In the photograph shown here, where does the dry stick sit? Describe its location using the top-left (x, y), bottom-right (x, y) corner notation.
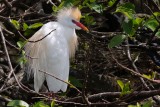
top-left (38, 70), bottom-right (82, 94)
top-left (110, 50), bottom-right (160, 84)
top-left (0, 26), bottom-right (13, 90)
top-left (141, 4), bottom-right (160, 103)
top-left (0, 27), bottom-right (13, 78)
top-left (19, 29), bottom-right (56, 43)
top-left (144, 3), bottom-right (160, 24)
top-left (0, 27), bottom-right (24, 91)
top-left (125, 39), bottom-right (149, 89)
top-left (28, 29), bottom-right (56, 43)
top-left (125, 39), bottom-right (160, 103)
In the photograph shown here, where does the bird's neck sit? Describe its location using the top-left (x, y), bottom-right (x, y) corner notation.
top-left (59, 23), bottom-right (78, 58)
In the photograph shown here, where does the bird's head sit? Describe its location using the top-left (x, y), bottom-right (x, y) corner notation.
top-left (57, 7), bottom-right (89, 32)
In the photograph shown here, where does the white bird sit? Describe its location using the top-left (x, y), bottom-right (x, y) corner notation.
top-left (24, 7), bottom-right (88, 92)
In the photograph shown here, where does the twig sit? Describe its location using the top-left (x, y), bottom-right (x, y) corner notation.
top-left (38, 70), bottom-right (82, 94)
top-left (0, 95), bottom-right (12, 102)
top-left (0, 26), bottom-right (13, 79)
top-left (125, 39), bottom-right (160, 103)
top-left (28, 29), bottom-right (56, 43)
top-left (66, 89), bottom-right (160, 104)
top-left (110, 50), bottom-right (160, 84)
top-left (0, 28), bottom-right (26, 92)
top-left (144, 3), bottom-right (160, 24)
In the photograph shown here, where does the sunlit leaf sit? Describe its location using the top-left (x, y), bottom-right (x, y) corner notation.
top-left (90, 3), bottom-right (103, 13)
top-left (116, 3), bottom-right (135, 19)
top-left (142, 74), bottom-right (151, 79)
top-left (108, 34), bottom-right (126, 48)
top-left (51, 100), bottom-right (55, 107)
top-left (7, 100), bottom-right (29, 107)
top-left (17, 41), bottom-right (27, 49)
top-left (23, 23), bottom-right (28, 31)
top-left (10, 19), bottom-right (20, 30)
top-left (145, 18), bottom-right (159, 31)
top-left (123, 81), bottom-right (131, 94)
top-left (28, 23), bottom-right (43, 29)
top-left (108, 0), bottom-right (117, 7)
top-left (128, 105), bottom-right (137, 107)
top-left (155, 30), bottom-right (160, 38)
top-left (33, 101), bottom-right (49, 107)
top-left (153, 12), bottom-right (160, 17)
top-left (136, 102), bottom-right (141, 107)
top-left (117, 80), bottom-right (124, 91)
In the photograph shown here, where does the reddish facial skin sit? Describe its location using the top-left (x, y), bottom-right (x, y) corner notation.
top-left (72, 20), bottom-right (89, 32)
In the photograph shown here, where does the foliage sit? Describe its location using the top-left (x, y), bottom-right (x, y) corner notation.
top-left (117, 80), bottom-right (132, 96)
top-left (7, 100), bottom-right (59, 107)
top-left (1, 0), bottom-right (160, 107)
top-left (128, 100), bottom-right (153, 107)
top-left (108, 2), bottom-right (160, 48)
top-left (7, 100), bottom-right (29, 107)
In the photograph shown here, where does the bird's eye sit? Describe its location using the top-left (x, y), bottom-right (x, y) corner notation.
top-left (72, 20), bottom-right (76, 24)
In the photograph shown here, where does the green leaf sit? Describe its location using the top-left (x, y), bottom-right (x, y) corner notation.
top-left (28, 23), bottom-right (43, 29)
top-left (10, 19), bottom-right (20, 30)
top-left (116, 3), bottom-right (135, 19)
top-left (83, 0), bottom-right (89, 5)
top-left (117, 80), bottom-right (124, 91)
top-left (151, 72), bottom-right (156, 79)
top-left (155, 30), bottom-right (160, 38)
top-left (123, 81), bottom-right (131, 94)
top-left (143, 74), bottom-right (152, 79)
top-left (108, 0), bottom-right (117, 7)
top-left (23, 23), bottom-right (28, 31)
top-left (108, 34), bottom-right (126, 48)
top-left (24, 29), bottom-right (36, 36)
top-left (7, 100), bottom-right (29, 107)
top-left (90, 3), bottom-right (103, 13)
top-left (51, 100), bottom-right (55, 107)
top-left (84, 15), bottom-right (95, 26)
top-left (133, 17), bottom-right (143, 30)
top-left (33, 101), bottom-right (49, 107)
top-left (90, 0), bottom-right (95, 2)
top-left (17, 41), bottom-right (27, 49)
top-left (69, 76), bottom-right (83, 88)
top-left (136, 103), bottom-right (141, 107)
top-left (122, 19), bottom-right (133, 35)
top-left (153, 12), bottom-right (160, 17)
top-left (145, 18), bottom-right (159, 31)
top-left (142, 100), bottom-right (152, 107)
top-left (128, 105), bottom-right (137, 107)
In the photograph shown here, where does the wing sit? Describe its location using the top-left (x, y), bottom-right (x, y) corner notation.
top-left (25, 22), bottom-right (70, 92)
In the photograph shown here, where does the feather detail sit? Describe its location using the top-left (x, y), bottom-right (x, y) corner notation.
top-left (68, 33), bottom-right (78, 58)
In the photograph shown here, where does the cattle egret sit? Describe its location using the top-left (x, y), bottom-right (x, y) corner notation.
top-left (25, 7), bottom-right (88, 92)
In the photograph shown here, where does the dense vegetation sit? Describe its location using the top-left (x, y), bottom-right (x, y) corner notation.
top-left (0, 0), bottom-right (160, 107)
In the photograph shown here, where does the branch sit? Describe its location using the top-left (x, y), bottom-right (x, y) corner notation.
top-left (110, 50), bottom-right (160, 84)
top-left (28, 29), bottom-right (56, 43)
top-left (66, 89), bottom-right (160, 104)
top-left (38, 70), bottom-right (82, 94)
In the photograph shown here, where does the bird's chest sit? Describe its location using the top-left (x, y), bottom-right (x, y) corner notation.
top-left (46, 34), bottom-right (69, 59)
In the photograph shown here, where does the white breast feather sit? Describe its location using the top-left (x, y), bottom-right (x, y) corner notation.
top-left (25, 22), bottom-right (77, 92)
